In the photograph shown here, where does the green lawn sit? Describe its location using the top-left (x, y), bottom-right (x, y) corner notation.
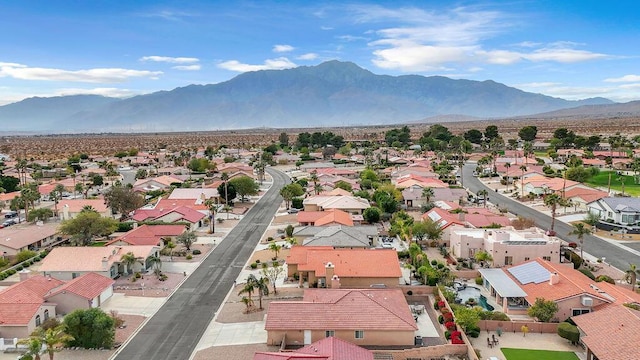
top-left (502, 348), bottom-right (579, 360)
top-left (584, 171), bottom-right (640, 196)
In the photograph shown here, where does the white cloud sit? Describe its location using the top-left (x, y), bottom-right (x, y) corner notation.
top-left (172, 64), bottom-right (201, 71)
top-left (273, 45), bottom-right (294, 53)
top-left (604, 75), bottom-right (640, 83)
top-left (140, 56), bottom-right (199, 64)
top-left (53, 87), bottom-right (140, 98)
top-left (297, 53), bottom-right (318, 60)
top-left (217, 57), bottom-right (297, 72)
top-left (353, 5), bottom-right (609, 72)
top-left (0, 62), bottom-right (162, 83)
top-left (338, 35), bottom-right (369, 42)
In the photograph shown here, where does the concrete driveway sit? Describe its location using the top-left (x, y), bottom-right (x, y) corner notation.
top-left (101, 293), bottom-right (166, 316)
top-left (195, 321), bottom-right (267, 350)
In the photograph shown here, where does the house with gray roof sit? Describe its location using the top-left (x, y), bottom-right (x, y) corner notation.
top-left (587, 197), bottom-right (640, 225)
top-left (293, 225), bottom-right (379, 248)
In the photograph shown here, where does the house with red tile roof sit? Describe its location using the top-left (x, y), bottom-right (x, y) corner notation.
top-left (450, 227), bottom-right (561, 266)
top-left (0, 275), bottom-right (63, 338)
top-left (286, 247), bottom-right (401, 288)
top-left (478, 258), bottom-right (640, 320)
top-left (132, 175), bottom-right (184, 193)
top-left (572, 304), bottom-right (640, 360)
top-left (297, 209), bottom-right (355, 227)
top-left (59, 199), bottom-right (110, 220)
top-left (522, 175), bottom-right (589, 196)
top-left (132, 205), bottom-right (205, 231)
top-left (45, 272), bottom-right (115, 315)
top-left (563, 187), bottom-right (608, 211)
top-left (39, 245), bottom-right (159, 280)
top-left (106, 224), bottom-right (185, 247)
top-left (265, 288), bottom-right (417, 347)
top-left (394, 174), bottom-right (448, 189)
top-left (0, 222), bottom-right (64, 256)
top-left (254, 336), bottom-right (373, 360)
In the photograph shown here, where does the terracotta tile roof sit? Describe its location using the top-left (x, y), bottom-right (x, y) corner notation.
top-left (132, 205), bottom-right (205, 223)
top-left (314, 168), bottom-right (356, 176)
top-left (107, 224), bottom-right (185, 246)
top-left (286, 247), bottom-right (401, 278)
top-left (254, 354), bottom-right (327, 360)
top-left (39, 245), bottom-right (158, 272)
top-left (564, 187), bottom-right (608, 203)
top-left (0, 222), bottom-right (60, 250)
top-left (59, 199), bottom-right (109, 213)
top-left (0, 191), bottom-right (20, 202)
top-left (155, 199), bottom-right (208, 211)
top-left (507, 259), bottom-right (616, 304)
top-left (319, 188), bottom-right (353, 197)
top-left (304, 196), bottom-right (370, 211)
top-left (573, 305), bottom-right (640, 360)
top-left (0, 303), bottom-right (43, 325)
top-left (0, 275), bottom-right (65, 304)
top-left (133, 175), bottom-right (183, 188)
top-left (265, 289), bottom-right (417, 331)
top-left (297, 209), bottom-right (354, 226)
top-left (255, 337), bottom-right (372, 360)
top-left (523, 175), bottom-right (580, 192)
top-left (422, 207), bottom-right (465, 229)
top-left (46, 272), bottom-right (114, 300)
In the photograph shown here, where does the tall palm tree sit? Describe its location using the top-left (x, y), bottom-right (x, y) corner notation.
top-left (247, 274), bottom-right (269, 310)
top-left (477, 189), bottom-right (488, 208)
top-left (268, 242), bottom-right (282, 259)
top-left (544, 193), bottom-right (568, 235)
top-left (146, 255), bottom-right (162, 272)
top-left (504, 162), bottom-right (511, 192)
top-left (569, 222), bottom-right (591, 261)
top-left (238, 280), bottom-right (256, 311)
top-left (310, 171), bottom-right (320, 195)
top-left (204, 198), bottom-right (216, 234)
top-left (51, 184), bottom-right (66, 217)
top-left (519, 165), bottom-right (528, 198)
top-left (120, 252), bottom-right (138, 275)
top-left (625, 264), bottom-right (640, 292)
top-left (221, 172), bottom-right (230, 219)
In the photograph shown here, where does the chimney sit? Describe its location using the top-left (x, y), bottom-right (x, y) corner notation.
top-left (330, 275), bottom-right (341, 289)
top-left (102, 256), bottom-right (109, 271)
top-left (19, 269), bottom-right (30, 281)
top-left (325, 262), bottom-right (335, 288)
top-left (62, 204), bottom-right (70, 221)
top-left (549, 272), bottom-right (560, 285)
top-left (458, 212), bottom-right (465, 221)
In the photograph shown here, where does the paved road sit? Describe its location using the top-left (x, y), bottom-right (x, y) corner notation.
top-left (112, 168), bottom-right (289, 360)
top-left (462, 163), bottom-right (640, 271)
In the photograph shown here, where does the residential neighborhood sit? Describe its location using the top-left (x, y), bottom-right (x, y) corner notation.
top-left (1, 124), bottom-right (640, 360)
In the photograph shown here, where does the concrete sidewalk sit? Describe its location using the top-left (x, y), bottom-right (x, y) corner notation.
top-left (195, 321), bottom-right (267, 350)
top-left (101, 293), bottom-right (166, 316)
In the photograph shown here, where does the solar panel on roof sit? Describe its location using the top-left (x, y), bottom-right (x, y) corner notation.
top-left (508, 261), bottom-right (550, 285)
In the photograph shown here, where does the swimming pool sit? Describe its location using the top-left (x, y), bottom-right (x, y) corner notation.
top-left (455, 286), bottom-right (494, 311)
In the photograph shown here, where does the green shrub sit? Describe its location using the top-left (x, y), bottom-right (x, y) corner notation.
top-left (23, 262), bottom-right (30, 268)
top-left (595, 275), bottom-right (615, 284)
top-left (15, 265), bottom-right (23, 271)
top-left (192, 249), bottom-right (202, 255)
top-left (117, 222), bottom-right (134, 232)
top-left (438, 314), bottom-right (444, 323)
top-left (465, 324), bottom-right (481, 338)
top-left (7, 269), bottom-right (16, 275)
top-left (579, 268), bottom-right (595, 280)
top-left (444, 330), bottom-right (451, 340)
top-left (250, 262), bottom-right (258, 269)
top-left (557, 322), bottom-right (580, 343)
top-left (186, 254), bottom-right (193, 260)
top-left (431, 259), bottom-right (437, 266)
top-left (16, 250), bottom-right (37, 263)
top-left (475, 277), bottom-right (483, 285)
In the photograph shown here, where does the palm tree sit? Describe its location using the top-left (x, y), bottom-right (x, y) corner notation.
top-left (570, 223), bottom-right (591, 262)
top-left (51, 184), bottom-right (66, 217)
top-left (421, 187), bottom-right (434, 203)
top-left (238, 280), bottom-right (256, 312)
top-left (310, 171), bottom-right (320, 195)
top-left (166, 241), bottom-right (176, 261)
top-left (146, 255), bottom-right (162, 276)
top-left (504, 162), bottom-right (511, 192)
top-left (268, 242), bottom-right (282, 259)
top-left (204, 198), bottom-right (216, 234)
top-left (477, 189), bottom-right (488, 208)
top-left (248, 274), bottom-right (269, 310)
top-left (23, 325), bottom-right (74, 360)
top-left (120, 252), bottom-right (138, 275)
top-left (544, 193), bottom-right (567, 235)
top-left (625, 264), bottom-right (640, 292)
top-left (220, 172), bottom-right (229, 220)
top-left (17, 336), bottom-right (43, 360)
top-left (519, 165), bottom-right (527, 198)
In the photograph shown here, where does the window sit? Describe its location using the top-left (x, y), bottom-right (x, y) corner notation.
top-left (543, 256), bottom-right (551, 261)
top-left (355, 330), bottom-right (364, 339)
top-left (572, 309), bottom-right (590, 316)
top-left (325, 330), bottom-right (334, 338)
top-left (44, 310), bottom-right (49, 321)
top-left (35, 315), bottom-right (41, 327)
top-left (72, 272), bottom-right (80, 279)
top-left (504, 256), bottom-right (513, 266)
top-left (524, 257), bottom-right (530, 261)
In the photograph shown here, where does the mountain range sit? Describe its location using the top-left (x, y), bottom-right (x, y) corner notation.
top-left (0, 60), bottom-right (631, 133)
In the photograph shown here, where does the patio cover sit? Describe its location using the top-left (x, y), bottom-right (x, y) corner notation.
top-left (479, 268), bottom-right (527, 297)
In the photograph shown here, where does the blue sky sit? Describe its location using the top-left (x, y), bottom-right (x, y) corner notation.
top-left (1, 0), bottom-right (639, 106)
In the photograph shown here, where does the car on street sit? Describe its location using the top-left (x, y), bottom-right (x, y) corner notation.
top-left (287, 208), bottom-right (299, 214)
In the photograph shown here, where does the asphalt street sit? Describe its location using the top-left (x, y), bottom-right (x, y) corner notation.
top-left (112, 167), bottom-right (289, 360)
top-left (462, 163), bottom-right (640, 271)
